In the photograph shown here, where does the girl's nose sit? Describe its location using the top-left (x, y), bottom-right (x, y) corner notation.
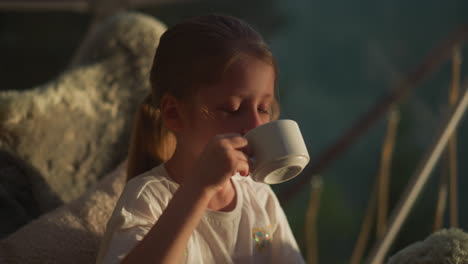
top-left (241, 111), bottom-right (263, 135)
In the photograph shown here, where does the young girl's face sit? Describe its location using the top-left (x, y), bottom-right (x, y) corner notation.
top-left (180, 56), bottom-right (275, 154)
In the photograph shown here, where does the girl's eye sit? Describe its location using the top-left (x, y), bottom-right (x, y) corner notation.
top-left (258, 107), bottom-right (270, 115)
top-left (225, 108), bottom-right (239, 114)
top-left (220, 106), bottom-right (240, 114)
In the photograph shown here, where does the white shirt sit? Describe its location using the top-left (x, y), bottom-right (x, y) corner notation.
top-left (96, 164), bottom-right (305, 264)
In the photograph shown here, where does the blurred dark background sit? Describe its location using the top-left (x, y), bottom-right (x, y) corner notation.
top-left (1, 0), bottom-right (468, 263)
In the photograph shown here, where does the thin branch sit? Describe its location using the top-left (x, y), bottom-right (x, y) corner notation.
top-left (278, 25), bottom-right (468, 205)
top-left (366, 83), bottom-right (468, 264)
top-left (0, 1), bottom-right (88, 11)
top-left (0, 0), bottom-right (197, 11)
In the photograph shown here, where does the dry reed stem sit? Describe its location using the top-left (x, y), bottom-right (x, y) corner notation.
top-left (433, 46), bottom-right (461, 231)
top-left (350, 108), bottom-right (399, 264)
top-left (279, 26), bottom-right (468, 205)
top-left (449, 47), bottom-right (461, 227)
top-left (434, 47), bottom-right (462, 230)
top-left (434, 158), bottom-right (448, 231)
top-left (377, 109), bottom-right (400, 240)
top-left (366, 80), bottom-right (468, 264)
top-left (306, 176), bottom-right (322, 264)
top-left (350, 185), bottom-right (377, 264)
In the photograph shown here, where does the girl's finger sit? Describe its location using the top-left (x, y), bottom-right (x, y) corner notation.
top-left (217, 133), bottom-right (242, 139)
top-left (240, 143), bottom-right (253, 157)
top-left (233, 149), bottom-right (249, 162)
top-left (236, 159), bottom-right (250, 177)
top-left (217, 134), bottom-right (248, 149)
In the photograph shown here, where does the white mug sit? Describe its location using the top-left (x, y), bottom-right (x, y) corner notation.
top-left (244, 119), bottom-right (309, 184)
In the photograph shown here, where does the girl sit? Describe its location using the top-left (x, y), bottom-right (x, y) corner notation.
top-left (97, 14), bottom-right (305, 264)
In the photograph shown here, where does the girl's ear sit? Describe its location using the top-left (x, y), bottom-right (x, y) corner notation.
top-left (160, 94), bottom-right (185, 133)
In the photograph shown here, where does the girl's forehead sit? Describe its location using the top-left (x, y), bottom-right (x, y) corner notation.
top-left (198, 57), bottom-right (275, 101)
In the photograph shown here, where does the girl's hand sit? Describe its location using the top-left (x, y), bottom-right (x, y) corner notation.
top-left (187, 133), bottom-right (250, 197)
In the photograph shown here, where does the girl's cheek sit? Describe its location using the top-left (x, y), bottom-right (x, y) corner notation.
top-left (215, 119), bottom-right (239, 133)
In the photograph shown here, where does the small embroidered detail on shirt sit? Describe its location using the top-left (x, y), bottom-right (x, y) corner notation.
top-left (252, 225), bottom-right (272, 250)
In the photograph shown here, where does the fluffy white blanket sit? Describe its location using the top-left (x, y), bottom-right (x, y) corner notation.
top-left (0, 160), bottom-right (127, 264)
top-left (388, 228), bottom-right (468, 264)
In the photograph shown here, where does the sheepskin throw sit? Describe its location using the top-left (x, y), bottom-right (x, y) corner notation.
top-left (388, 228), bottom-right (468, 264)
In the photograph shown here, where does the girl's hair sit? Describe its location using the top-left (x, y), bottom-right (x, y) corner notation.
top-left (127, 14), bottom-right (280, 181)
